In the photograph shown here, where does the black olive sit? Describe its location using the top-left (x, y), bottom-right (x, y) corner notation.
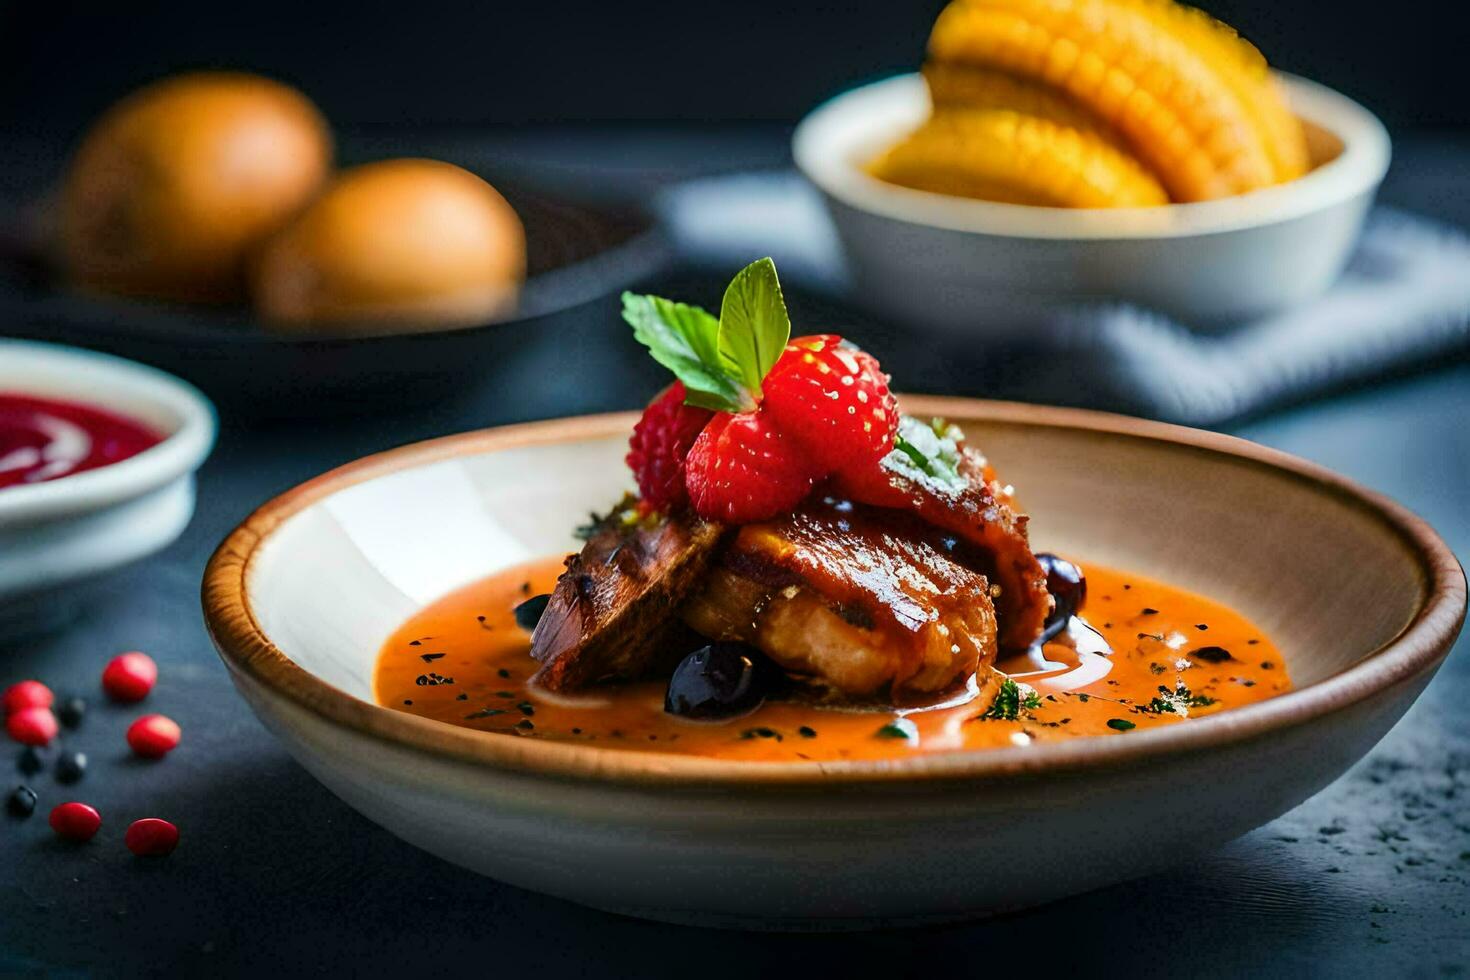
top-left (513, 594), bottom-right (551, 631)
top-left (55, 752), bottom-right (87, 785)
top-left (6, 785), bottom-right (37, 818)
top-left (665, 642), bottom-right (774, 720)
top-left (1035, 553), bottom-right (1087, 645)
top-left (57, 697), bottom-right (86, 729)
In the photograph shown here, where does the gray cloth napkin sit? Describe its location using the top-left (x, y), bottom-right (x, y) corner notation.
top-left (659, 171), bottom-right (1470, 425)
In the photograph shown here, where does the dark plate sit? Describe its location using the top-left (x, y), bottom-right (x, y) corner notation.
top-left (0, 184), bottom-right (671, 419)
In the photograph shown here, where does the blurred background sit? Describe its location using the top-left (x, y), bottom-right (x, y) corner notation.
top-left (5, 0), bottom-right (1469, 132)
top-left (3, 0), bottom-right (1466, 426)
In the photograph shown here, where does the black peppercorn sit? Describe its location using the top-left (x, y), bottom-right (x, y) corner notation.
top-left (6, 785), bottom-right (37, 818)
top-left (55, 752), bottom-right (87, 785)
top-left (57, 697), bottom-right (86, 729)
top-left (17, 745), bottom-right (47, 776)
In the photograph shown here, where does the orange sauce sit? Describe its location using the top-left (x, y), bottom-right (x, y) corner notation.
top-left (374, 556), bottom-right (1290, 761)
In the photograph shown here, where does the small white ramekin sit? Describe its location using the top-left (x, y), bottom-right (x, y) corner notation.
top-left (0, 339), bottom-right (216, 606)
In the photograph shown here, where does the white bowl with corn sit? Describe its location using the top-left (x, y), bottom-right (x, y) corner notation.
top-left (793, 0), bottom-right (1391, 328)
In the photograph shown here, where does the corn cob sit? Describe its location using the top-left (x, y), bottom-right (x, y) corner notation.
top-left (868, 108), bottom-right (1169, 208)
top-left (923, 62), bottom-right (1119, 144)
top-left (928, 0), bottom-right (1306, 201)
top-left (1108, 0), bottom-right (1307, 181)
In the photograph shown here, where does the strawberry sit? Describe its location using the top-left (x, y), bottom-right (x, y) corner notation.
top-left (626, 382), bottom-right (713, 512)
top-left (831, 457), bottom-right (910, 510)
top-left (624, 262), bottom-right (898, 523)
top-left (684, 411), bottom-right (817, 523)
top-left (761, 334), bottom-right (898, 474)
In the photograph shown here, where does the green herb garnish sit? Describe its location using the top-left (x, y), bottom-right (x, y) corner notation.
top-left (573, 496), bottom-right (645, 541)
top-left (884, 415), bottom-right (967, 492)
top-left (1142, 682), bottom-right (1218, 716)
top-left (979, 678), bottom-right (1041, 722)
top-left (1107, 718), bottom-right (1136, 731)
top-left (622, 257), bottom-right (789, 413)
top-left (876, 719), bottom-right (918, 740)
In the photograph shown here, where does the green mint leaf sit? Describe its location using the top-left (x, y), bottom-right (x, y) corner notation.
top-left (622, 259), bottom-right (791, 414)
top-left (717, 257), bottom-right (790, 401)
top-left (621, 292), bottom-right (751, 413)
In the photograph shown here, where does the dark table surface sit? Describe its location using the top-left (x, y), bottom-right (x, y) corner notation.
top-left (1, 130), bottom-right (1467, 977)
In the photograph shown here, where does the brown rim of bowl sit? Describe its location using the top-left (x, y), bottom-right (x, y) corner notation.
top-left (202, 397), bottom-right (1466, 789)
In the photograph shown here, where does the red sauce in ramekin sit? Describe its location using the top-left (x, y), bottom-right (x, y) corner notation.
top-left (0, 392), bottom-right (163, 491)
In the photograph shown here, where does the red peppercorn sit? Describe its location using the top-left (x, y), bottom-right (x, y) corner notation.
top-left (49, 801), bottom-right (101, 842)
top-left (2, 680), bottom-right (53, 715)
top-left (102, 652), bottom-right (157, 703)
top-left (6, 706), bottom-right (58, 746)
top-left (125, 818), bottom-right (179, 857)
top-left (126, 714), bottom-right (181, 758)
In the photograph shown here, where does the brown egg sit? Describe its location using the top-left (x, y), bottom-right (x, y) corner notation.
top-left (59, 71), bottom-right (332, 304)
top-left (252, 159), bottom-right (526, 332)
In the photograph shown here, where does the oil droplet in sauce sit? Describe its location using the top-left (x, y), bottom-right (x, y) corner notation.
top-left (374, 556), bottom-right (1291, 762)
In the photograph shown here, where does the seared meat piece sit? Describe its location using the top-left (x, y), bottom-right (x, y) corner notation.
top-left (530, 503), bottom-right (728, 692)
top-left (681, 498), bottom-right (999, 699)
top-left (852, 443), bottom-right (1051, 650)
top-left (531, 421), bottom-right (1045, 697)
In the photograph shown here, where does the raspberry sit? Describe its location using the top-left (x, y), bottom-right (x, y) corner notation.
top-left (626, 382), bottom-right (713, 512)
top-left (684, 411), bottom-right (817, 524)
top-left (762, 335), bottom-right (897, 474)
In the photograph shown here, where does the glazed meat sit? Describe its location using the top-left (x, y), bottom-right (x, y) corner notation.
top-left (530, 503), bottom-right (727, 692)
top-left (681, 499), bottom-right (999, 698)
top-left (530, 424), bottom-right (1047, 698)
top-left (852, 445), bottom-right (1051, 650)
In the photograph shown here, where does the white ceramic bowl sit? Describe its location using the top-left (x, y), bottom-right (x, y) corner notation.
top-left (793, 73), bottom-right (1391, 329)
top-left (0, 339), bottom-right (215, 608)
top-left (203, 400), bottom-right (1463, 929)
